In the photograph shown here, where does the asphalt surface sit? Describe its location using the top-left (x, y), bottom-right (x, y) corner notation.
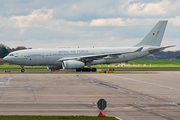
top-left (0, 72), bottom-right (180, 120)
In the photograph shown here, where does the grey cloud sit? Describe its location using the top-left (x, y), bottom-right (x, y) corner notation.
top-left (0, 0), bottom-right (180, 50)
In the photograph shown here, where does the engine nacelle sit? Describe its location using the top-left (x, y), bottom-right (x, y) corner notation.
top-left (46, 65), bottom-right (62, 70)
top-left (62, 60), bottom-right (85, 69)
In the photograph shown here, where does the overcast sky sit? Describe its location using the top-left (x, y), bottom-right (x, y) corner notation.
top-left (0, 0), bottom-right (180, 51)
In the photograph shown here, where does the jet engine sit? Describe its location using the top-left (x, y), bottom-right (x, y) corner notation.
top-left (62, 60), bottom-right (85, 69)
top-left (46, 65), bottom-right (62, 70)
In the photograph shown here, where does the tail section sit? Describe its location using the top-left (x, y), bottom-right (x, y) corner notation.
top-left (134, 21), bottom-right (168, 47)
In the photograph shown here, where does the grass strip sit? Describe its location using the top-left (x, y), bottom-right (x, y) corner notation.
top-left (1, 60), bottom-right (180, 73)
top-left (0, 116), bottom-right (116, 120)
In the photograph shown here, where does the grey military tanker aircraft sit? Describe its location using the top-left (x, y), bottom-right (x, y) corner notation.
top-left (3, 21), bottom-right (174, 72)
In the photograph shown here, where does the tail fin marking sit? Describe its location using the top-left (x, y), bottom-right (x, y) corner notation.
top-left (135, 21), bottom-right (168, 47)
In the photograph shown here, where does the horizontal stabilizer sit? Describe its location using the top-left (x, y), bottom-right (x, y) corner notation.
top-left (148, 45), bottom-right (175, 53)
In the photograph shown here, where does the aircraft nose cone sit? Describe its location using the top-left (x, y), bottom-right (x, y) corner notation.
top-left (3, 56), bottom-right (9, 62)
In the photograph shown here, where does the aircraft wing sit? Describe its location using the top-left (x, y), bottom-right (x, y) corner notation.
top-left (148, 45), bottom-right (175, 53)
top-left (57, 47), bottom-right (143, 62)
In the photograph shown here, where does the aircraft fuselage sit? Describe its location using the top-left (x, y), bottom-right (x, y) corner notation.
top-left (4, 47), bottom-right (149, 68)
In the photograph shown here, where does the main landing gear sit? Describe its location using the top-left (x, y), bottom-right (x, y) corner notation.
top-left (76, 68), bottom-right (97, 72)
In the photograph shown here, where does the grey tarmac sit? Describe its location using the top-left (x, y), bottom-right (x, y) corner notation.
top-left (0, 72), bottom-right (180, 120)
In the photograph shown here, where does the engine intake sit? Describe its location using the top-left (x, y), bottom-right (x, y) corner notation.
top-left (62, 60), bottom-right (85, 69)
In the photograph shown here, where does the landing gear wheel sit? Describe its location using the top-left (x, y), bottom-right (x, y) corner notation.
top-left (86, 68), bottom-right (91, 72)
top-left (91, 68), bottom-right (97, 72)
top-left (82, 68), bottom-right (86, 72)
top-left (76, 68), bottom-right (81, 72)
top-left (21, 69), bottom-right (25, 73)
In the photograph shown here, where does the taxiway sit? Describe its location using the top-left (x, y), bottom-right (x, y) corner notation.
top-left (0, 72), bottom-right (180, 120)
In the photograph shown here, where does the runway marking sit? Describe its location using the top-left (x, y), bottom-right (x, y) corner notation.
top-left (0, 78), bottom-right (13, 85)
top-left (91, 102), bottom-right (97, 107)
top-left (110, 75), bottom-right (180, 91)
top-left (79, 74), bottom-right (156, 101)
top-left (123, 106), bottom-right (133, 109)
top-left (0, 76), bottom-right (13, 100)
top-left (26, 75), bottom-right (38, 104)
top-left (6, 77), bottom-right (13, 85)
top-left (115, 116), bottom-right (123, 120)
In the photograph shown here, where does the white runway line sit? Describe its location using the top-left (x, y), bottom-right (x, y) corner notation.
top-left (6, 77), bottom-right (13, 85)
top-left (115, 116), bottom-right (123, 120)
top-left (109, 74), bottom-right (180, 91)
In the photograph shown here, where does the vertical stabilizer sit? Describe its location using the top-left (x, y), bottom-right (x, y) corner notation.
top-left (134, 21), bottom-right (168, 47)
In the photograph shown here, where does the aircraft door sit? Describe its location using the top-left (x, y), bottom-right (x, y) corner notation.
top-left (17, 52), bottom-right (26, 64)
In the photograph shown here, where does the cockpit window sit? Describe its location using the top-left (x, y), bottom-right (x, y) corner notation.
top-left (9, 54), bottom-right (14, 56)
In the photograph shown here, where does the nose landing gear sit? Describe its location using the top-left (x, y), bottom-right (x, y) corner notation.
top-left (21, 69), bottom-right (25, 73)
top-left (20, 65), bottom-right (25, 73)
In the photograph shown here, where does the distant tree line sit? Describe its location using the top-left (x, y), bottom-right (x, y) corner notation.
top-left (153, 51), bottom-right (180, 59)
top-left (0, 43), bottom-right (180, 59)
top-left (0, 43), bottom-right (31, 58)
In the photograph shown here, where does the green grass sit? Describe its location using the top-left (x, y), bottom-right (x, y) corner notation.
top-left (0, 116), bottom-right (116, 120)
top-left (92, 59), bottom-right (180, 71)
top-left (1, 60), bottom-right (180, 73)
top-left (1, 63), bottom-right (46, 69)
top-left (92, 59), bottom-right (180, 68)
top-left (129, 59), bottom-right (180, 67)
